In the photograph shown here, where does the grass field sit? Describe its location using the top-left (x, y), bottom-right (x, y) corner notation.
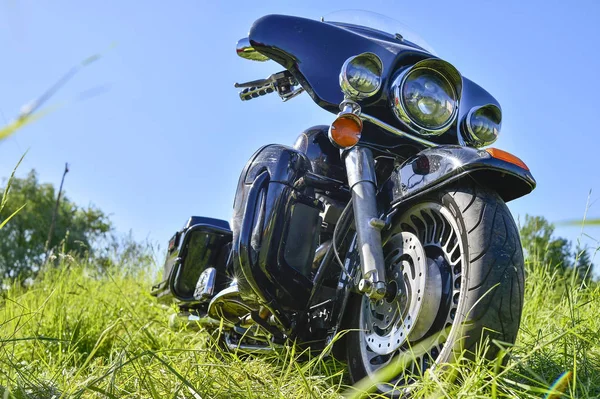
top-left (1, 252), bottom-right (599, 398)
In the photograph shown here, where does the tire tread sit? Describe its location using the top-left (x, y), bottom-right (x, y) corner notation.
top-left (447, 183), bottom-right (524, 354)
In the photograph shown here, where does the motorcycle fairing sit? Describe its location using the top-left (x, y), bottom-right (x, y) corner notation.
top-left (248, 14), bottom-right (429, 114)
top-left (248, 14), bottom-right (502, 147)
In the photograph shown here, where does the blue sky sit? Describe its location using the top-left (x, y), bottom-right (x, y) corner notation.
top-left (0, 0), bottom-right (598, 252)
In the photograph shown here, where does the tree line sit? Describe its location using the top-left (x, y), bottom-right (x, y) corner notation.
top-left (520, 215), bottom-right (595, 282)
top-left (0, 170), bottom-right (153, 281)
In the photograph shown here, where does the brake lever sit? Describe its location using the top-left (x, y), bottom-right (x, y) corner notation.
top-left (234, 78), bottom-right (273, 89)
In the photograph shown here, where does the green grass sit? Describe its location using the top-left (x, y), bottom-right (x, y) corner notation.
top-left (1, 253), bottom-right (599, 398)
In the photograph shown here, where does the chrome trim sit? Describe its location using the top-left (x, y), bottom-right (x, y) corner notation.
top-left (207, 284), bottom-right (254, 323)
top-left (281, 87), bottom-right (305, 102)
top-left (192, 315), bottom-right (223, 328)
top-left (236, 37), bottom-right (269, 62)
top-left (345, 145), bottom-right (377, 187)
top-left (169, 312), bottom-right (223, 331)
top-left (312, 240), bottom-right (332, 270)
top-left (344, 147), bottom-right (386, 300)
top-left (390, 58), bottom-right (462, 136)
top-left (360, 113), bottom-right (436, 147)
top-left (224, 334), bottom-right (280, 353)
top-left (462, 104), bottom-right (502, 148)
top-left (339, 99), bottom-right (361, 114)
top-left (193, 267), bottom-right (216, 301)
top-left (456, 128), bottom-right (467, 147)
top-left (339, 52), bottom-right (383, 100)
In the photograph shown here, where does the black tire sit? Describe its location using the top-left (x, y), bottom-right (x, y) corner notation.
top-left (344, 184), bottom-right (525, 394)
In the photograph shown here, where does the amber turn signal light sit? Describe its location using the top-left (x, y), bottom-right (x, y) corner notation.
top-left (328, 114), bottom-right (363, 148)
top-left (486, 148), bottom-right (529, 171)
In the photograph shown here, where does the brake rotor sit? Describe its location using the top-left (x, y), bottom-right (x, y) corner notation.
top-left (361, 231), bottom-right (429, 356)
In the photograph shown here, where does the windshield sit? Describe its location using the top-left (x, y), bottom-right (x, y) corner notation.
top-left (323, 10), bottom-right (437, 55)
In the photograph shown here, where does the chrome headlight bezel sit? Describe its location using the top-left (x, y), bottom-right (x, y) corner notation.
top-left (390, 58), bottom-right (463, 136)
top-left (462, 104), bottom-right (502, 148)
top-left (339, 52), bottom-right (384, 100)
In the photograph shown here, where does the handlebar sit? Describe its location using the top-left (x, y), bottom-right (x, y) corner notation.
top-left (239, 83), bottom-right (275, 101)
top-left (235, 71), bottom-right (304, 102)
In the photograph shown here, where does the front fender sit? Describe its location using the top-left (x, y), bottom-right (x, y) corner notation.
top-left (384, 146), bottom-right (536, 205)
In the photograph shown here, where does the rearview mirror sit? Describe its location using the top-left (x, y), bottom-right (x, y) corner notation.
top-left (236, 37), bottom-right (269, 62)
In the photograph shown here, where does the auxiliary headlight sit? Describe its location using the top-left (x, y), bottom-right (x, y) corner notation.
top-left (462, 104), bottom-right (502, 147)
top-left (339, 52), bottom-right (383, 100)
top-left (390, 58), bottom-right (462, 136)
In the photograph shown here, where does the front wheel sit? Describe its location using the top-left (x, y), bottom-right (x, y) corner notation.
top-left (344, 184), bottom-right (525, 395)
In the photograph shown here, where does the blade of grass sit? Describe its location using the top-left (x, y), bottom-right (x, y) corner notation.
top-left (0, 204), bottom-right (26, 230)
top-left (0, 151), bottom-right (27, 213)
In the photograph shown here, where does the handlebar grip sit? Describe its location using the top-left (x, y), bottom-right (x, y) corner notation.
top-left (239, 83), bottom-right (275, 101)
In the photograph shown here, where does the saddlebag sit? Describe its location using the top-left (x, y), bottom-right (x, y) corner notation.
top-left (231, 145), bottom-right (322, 311)
top-left (151, 216), bottom-right (232, 304)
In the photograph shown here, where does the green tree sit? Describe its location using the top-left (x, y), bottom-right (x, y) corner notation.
top-left (574, 245), bottom-right (594, 282)
top-left (0, 169), bottom-right (112, 280)
top-left (519, 215), bottom-right (572, 270)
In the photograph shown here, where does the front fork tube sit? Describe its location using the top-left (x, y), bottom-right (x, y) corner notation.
top-left (344, 146), bottom-right (387, 300)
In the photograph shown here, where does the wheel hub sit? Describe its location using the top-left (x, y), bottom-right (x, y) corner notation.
top-left (357, 202), bottom-right (465, 390)
top-left (362, 231), bottom-right (429, 355)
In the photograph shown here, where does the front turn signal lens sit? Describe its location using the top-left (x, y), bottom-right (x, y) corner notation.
top-left (486, 148), bottom-right (529, 171)
top-left (328, 114), bottom-right (363, 148)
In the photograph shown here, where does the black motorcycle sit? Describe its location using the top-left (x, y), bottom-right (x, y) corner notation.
top-left (152, 11), bottom-right (535, 394)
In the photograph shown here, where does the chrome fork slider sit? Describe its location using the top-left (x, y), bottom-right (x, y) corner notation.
top-left (344, 146), bottom-right (387, 300)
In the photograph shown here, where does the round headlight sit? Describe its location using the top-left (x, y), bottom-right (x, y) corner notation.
top-left (339, 52), bottom-right (383, 100)
top-left (403, 69), bottom-right (456, 129)
top-left (391, 59), bottom-right (462, 136)
top-left (463, 105), bottom-right (501, 147)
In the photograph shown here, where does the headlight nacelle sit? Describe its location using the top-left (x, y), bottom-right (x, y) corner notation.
top-left (390, 59), bottom-right (462, 136)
